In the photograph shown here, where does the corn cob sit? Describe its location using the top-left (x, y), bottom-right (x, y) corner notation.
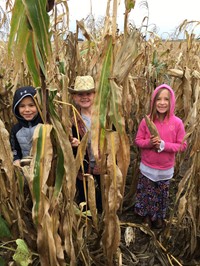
top-left (144, 115), bottom-right (160, 137)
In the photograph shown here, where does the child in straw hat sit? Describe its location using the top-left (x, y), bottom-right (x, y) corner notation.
top-left (69, 75), bottom-right (102, 212)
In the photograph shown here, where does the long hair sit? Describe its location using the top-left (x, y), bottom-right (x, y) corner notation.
top-left (150, 88), bottom-right (170, 121)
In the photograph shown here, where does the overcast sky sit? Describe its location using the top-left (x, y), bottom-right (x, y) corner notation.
top-left (68, 0), bottom-right (200, 37)
top-left (0, 0), bottom-right (199, 38)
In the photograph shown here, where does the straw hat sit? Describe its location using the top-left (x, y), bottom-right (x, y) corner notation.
top-left (69, 75), bottom-right (95, 94)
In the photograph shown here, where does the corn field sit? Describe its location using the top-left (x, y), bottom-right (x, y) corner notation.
top-left (0, 0), bottom-right (200, 265)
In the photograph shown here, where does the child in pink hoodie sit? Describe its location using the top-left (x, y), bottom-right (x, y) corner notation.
top-left (134, 84), bottom-right (187, 229)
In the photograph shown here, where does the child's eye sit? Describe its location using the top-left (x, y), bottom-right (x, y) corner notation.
top-left (157, 97), bottom-right (169, 101)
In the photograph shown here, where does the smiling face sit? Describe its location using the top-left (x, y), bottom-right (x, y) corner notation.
top-left (18, 96), bottom-right (38, 121)
top-left (155, 89), bottom-right (170, 119)
top-left (73, 92), bottom-right (95, 111)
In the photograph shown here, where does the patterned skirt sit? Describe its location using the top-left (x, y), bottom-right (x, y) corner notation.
top-left (134, 174), bottom-right (170, 221)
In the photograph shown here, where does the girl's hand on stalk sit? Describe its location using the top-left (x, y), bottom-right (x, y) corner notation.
top-left (150, 135), bottom-right (161, 149)
top-left (13, 159), bottom-right (21, 167)
top-left (71, 137), bottom-right (80, 147)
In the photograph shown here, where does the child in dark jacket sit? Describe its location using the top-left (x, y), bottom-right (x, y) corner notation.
top-left (10, 86), bottom-right (43, 166)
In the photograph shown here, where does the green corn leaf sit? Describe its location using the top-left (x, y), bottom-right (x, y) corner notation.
top-left (91, 36), bottom-right (112, 130)
top-left (99, 37), bottom-right (112, 128)
top-left (8, 0), bottom-right (52, 83)
top-left (8, 1), bottom-right (30, 77)
top-left (13, 239), bottom-right (32, 266)
top-left (13, 16), bottom-right (30, 67)
top-left (25, 35), bottom-right (41, 87)
top-left (54, 146), bottom-right (65, 198)
top-left (0, 215), bottom-right (11, 238)
top-left (48, 87), bottom-right (59, 118)
top-left (35, 43), bottom-right (46, 77)
top-left (91, 36), bottom-right (113, 161)
top-left (22, 0), bottom-right (52, 64)
top-left (0, 257), bottom-right (6, 266)
top-left (58, 61), bottom-right (65, 75)
top-left (8, 0), bottom-right (25, 55)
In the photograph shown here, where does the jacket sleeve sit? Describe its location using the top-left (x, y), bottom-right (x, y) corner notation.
top-left (135, 118), bottom-right (153, 149)
top-left (164, 120), bottom-right (187, 152)
top-left (10, 126), bottom-right (22, 161)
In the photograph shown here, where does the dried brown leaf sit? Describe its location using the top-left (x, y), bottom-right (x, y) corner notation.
top-left (87, 174), bottom-right (99, 231)
top-left (0, 119), bottom-right (13, 180)
top-left (167, 68), bottom-right (183, 78)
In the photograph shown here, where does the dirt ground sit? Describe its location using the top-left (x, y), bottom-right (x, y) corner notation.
top-left (117, 174), bottom-right (200, 266)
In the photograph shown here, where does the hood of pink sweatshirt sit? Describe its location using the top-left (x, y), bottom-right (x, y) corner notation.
top-left (150, 84), bottom-right (175, 118)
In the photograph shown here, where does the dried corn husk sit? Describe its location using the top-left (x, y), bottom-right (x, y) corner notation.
top-left (124, 226), bottom-right (135, 247)
top-left (144, 115), bottom-right (160, 137)
top-left (167, 68), bottom-right (183, 78)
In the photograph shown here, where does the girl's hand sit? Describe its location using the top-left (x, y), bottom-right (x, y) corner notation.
top-left (150, 135), bottom-right (161, 149)
top-left (71, 137), bottom-right (80, 147)
top-left (13, 160), bottom-right (21, 167)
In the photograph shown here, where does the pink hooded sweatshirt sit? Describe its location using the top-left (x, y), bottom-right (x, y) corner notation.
top-left (135, 84), bottom-right (187, 170)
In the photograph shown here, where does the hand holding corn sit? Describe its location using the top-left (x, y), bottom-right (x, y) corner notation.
top-left (144, 115), bottom-right (161, 150)
top-left (150, 135), bottom-right (161, 149)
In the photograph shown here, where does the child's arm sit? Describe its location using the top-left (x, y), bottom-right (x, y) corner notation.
top-left (161, 120), bottom-right (187, 153)
top-left (10, 127), bottom-right (23, 162)
top-left (135, 118), bottom-right (155, 149)
top-left (165, 123), bottom-right (187, 152)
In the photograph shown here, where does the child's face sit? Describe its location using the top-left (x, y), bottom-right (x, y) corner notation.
top-left (18, 96), bottom-right (38, 121)
top-left (73, 92), bottom-right (95, 109)
top-left (156, 89), bottom-right (170, 115)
